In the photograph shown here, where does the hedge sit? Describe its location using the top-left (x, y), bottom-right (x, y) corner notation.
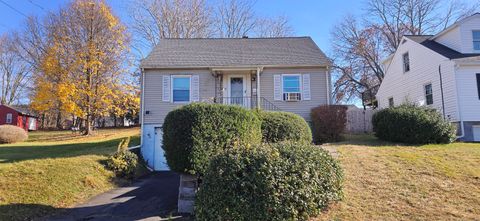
top-left (311, 105), bottom-right (348, 144)
top-left (372, 105), bottom-right (456, 144)
top-left (257, 111), bottom-right (312, 144)
top-left (0, 125), bottom-right (28, 144)
top-left (195, 142), bottom-right (343, 221)
top-left (162, 103), bottom-right (262, 175)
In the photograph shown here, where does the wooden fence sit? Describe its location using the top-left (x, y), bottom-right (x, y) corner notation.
top-left (345, 108), bottom-right (376, 134)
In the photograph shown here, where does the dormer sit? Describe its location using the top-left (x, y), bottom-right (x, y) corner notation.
top-left (433, 13), bottom-right (480, 54)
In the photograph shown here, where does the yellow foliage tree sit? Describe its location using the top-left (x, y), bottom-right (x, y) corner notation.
top-left (31, 0), bottom-right (130, 134)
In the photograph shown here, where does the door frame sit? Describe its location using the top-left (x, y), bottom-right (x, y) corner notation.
top-left (226, 74), bottom-right (247, 98)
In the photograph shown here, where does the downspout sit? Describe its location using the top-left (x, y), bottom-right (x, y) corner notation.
top-left (453, 63), bottom-right (465, 139)
top-left (326, 65), bottom-right (331, 105)
top-left (256, 67), bottom-right (261, 109)
top-left (140, 68), bottom-right (145, 147)
top-left (438, 65), bottom-right (446, 119)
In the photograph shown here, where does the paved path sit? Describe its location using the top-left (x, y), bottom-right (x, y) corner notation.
top-left (44, 172), bottom-right (181, 221)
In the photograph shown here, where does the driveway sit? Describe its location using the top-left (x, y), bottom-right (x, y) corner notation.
top-left (43, 172), bottom-right (182, 221)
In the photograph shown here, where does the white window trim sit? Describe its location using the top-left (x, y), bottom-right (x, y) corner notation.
top-left (424, 82), bottom-right (433, 106)
top-left (281, 74), bottom-right (302, 101)
top-left (472, 30), bottom-right (480, 51)
top-left (6, 113), bottom-right (12, 124)
top-left (171, 75), bottom-right (192, 104)
top-left (402, 52), bottom-right (410, 73)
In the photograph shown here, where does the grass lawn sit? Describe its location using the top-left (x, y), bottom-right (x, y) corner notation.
top-left (0, 127), bottom-right (142, 221)
top-left (317, 135), bottom-right (480, 220)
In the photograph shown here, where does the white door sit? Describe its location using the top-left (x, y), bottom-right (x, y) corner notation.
top-left (153, 127), bottom-right (169, 171)
top-left (473, 126), bottom-right (480, 142)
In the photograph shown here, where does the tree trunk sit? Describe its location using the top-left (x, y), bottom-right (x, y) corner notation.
top-left (56, 111), bottom-right (62, 129)
top-left (113, 114), bottom-right (117, 127)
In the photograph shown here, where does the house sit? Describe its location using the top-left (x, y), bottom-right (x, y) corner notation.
top-left (376, 13), bottom-right (480, 142)
top-left (140, 37), bottom-right (331, 170)
top-left (0, 104), bottom-right (38, 131)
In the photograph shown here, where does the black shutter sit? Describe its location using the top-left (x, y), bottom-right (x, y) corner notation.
top-left (477, 74), bottom-right (480, 99)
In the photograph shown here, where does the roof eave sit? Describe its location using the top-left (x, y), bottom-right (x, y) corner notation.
top-left (141, 64), bottom-right (331, 70)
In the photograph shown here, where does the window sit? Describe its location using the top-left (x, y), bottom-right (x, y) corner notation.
top-left (6, 113), bottom-right (12, 124)
top-left (282, 75), bottom-right (301, 101)
top-left (473, 31), bottom-right (480, 50)
top-left (476, 73), bottom-right (480, 100)
top-left (388, 97), bottom-right (394, 107)
top-left (403, 52), bottom-right (410, 72)
top-left (172, 76), bottom-right (191, 102)
top-left (424, 83), bottom-right (433, 105)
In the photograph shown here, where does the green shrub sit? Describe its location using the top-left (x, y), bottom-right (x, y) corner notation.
top-left (311, 105), bottom-right (348, 144)
top-left (0, 125), bottom-right (28, 144)
top-left (106, 150), bottom-right (138, 178)
top-left (195, 142), bottom-right (343, 221)
top-left (162, 103), bottom-right (262, 175)
top-left (372, 105), bottom-right (456, 144)
top-left (257, 111), bottom-right (312, 144)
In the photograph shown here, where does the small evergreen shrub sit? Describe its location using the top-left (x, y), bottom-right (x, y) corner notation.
top-left (257, 111), bottom-right (312, 144)
top-left (195, 142), bottom-right (343, 221)
top-left (162, 103), bottom-right (262, 175)
top-left (0, 125), bottom-right (28, 144)
top-left (372, 104), bottom-right (456, 144)
top-left (311, 105), bottom-right (348, 144)
top-left (106, 137), bottom-right (138, 178)
top-left (106, 151), bottom-right (138, 178)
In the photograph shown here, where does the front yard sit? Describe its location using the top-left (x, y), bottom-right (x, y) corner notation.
top-left (318, 135), bottom-right (480, 220)
top-left (0, 128), bottom-right (142, 221)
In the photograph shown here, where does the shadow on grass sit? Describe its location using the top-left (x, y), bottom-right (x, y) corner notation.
top-left (330, 134), bottom-right (419, 147)
top-left (0, 172), bottom-right (187, 221)
top-left (0, 136), bottom-right (140, 164)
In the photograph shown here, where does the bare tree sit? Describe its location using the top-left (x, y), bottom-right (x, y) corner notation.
top-left (213, 0), bottom-right (257, 37)
top-left (0, 34), bottom-right (31, 105)
top-left (129, 0), bottom-right (212, 49)
top-left (255, 15), bottom-right (293, 37)
top-left (331, 16), bottom-right (386, 101)
top-left (332, 0), bottom-right (479, 102)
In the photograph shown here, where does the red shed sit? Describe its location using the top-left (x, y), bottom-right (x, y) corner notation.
top-left (0, 105), bottom-right (38, 131)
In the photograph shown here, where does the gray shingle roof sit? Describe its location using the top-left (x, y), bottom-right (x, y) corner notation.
top-left (141, 37), bottom-right (330, 69)
top-left (406, 35), bottom-right (480, 59)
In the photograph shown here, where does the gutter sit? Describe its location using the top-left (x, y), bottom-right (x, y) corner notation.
top-left (326, 65), bottom-right (331, 104)
top-left (438, 65), bottom-right (446, 119)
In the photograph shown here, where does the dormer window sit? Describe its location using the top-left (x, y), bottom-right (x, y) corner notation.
top-left (473, 31), bottom-right (480, 51)
top-left (402, 52), bottom-right (410, 72)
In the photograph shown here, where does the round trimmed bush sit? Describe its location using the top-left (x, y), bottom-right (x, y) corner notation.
top-left (162, 103), bottom-right (262, 175)
top-left (372, 105), bottom-right (456, 144)
top-left (195, 142), bottom-right (343, 221)
top-left (257, 111), bottom-right (312, 144)
top-left (0, 125), bottom-right (28, 144)
top-left (106, 150), bottom-right (138, 179)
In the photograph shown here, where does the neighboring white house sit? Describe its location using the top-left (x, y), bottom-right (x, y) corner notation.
top-left (140, 37), bottom-right (331, 170)
top-left (376, 13), bottom-right (480, 142)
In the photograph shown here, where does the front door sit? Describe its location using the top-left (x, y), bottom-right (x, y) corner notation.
top-left (230, 77), bottom-right (244, 105)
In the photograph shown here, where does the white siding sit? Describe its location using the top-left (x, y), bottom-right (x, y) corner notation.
top-left (436, 26), bottom-right (462, 52)
top-left (434, 15), bottom-right (480, 53)
top-left (260, 67), bottom-right (329, 121)
top-left (455, 66), bottom-right (480, 121)
top-left (376, 37), bottom-right (459, 120)
top-left (458, 16), bottom-right (480, 53)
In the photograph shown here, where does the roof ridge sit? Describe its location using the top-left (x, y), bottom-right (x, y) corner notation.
top-left (159, 36), bottom-right (311, 40)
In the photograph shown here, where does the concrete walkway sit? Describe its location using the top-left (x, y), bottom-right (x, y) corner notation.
top-left (44, 172), bottom-right (181, 221)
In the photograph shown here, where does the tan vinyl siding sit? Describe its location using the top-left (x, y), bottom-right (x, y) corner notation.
top-left (142, 69), bottom-right (216, 124)
top-left (260, 67), bottom-right (329, 121)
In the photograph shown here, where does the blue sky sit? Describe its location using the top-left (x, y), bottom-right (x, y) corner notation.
top-left (0, 0), bottom-right (364, 55)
